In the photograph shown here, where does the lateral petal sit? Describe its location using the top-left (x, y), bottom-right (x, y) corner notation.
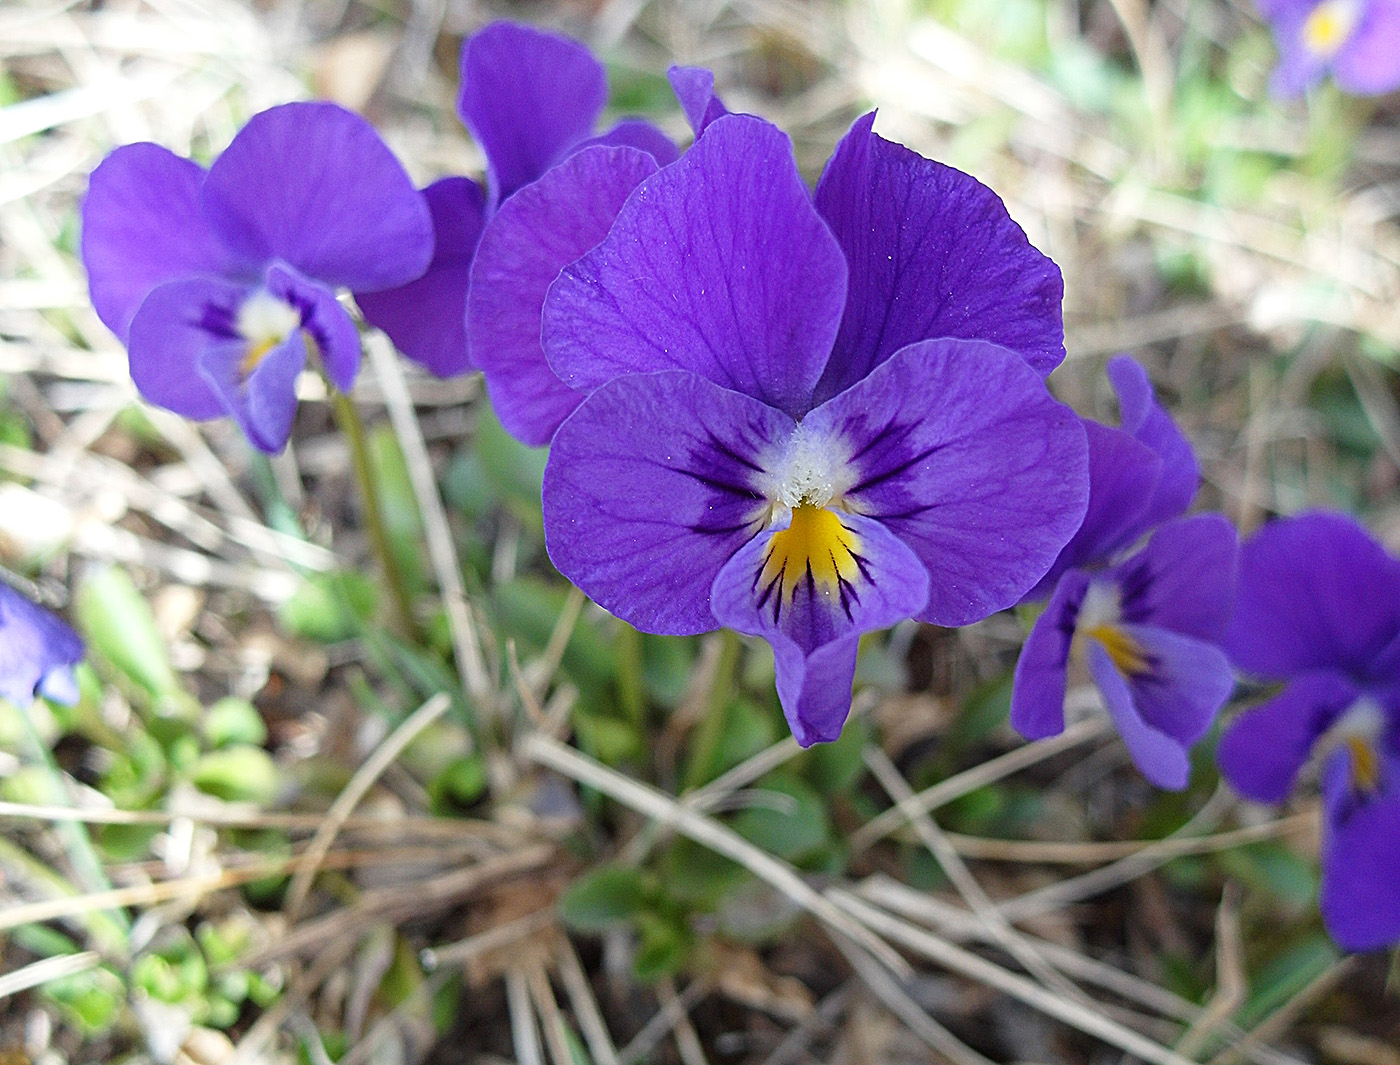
top-left (811, 338), bottom-right (1088, 627)
top-left (1010, 569), bottom-right (1091, 741)
top-left (543, 370), bottom-right (792, 635)
top-left (126, 277), bottom-right (246, 420)
top-left (1110, 513), bottom-right (1238, 642)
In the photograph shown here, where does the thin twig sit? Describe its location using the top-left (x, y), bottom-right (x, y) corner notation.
top-left (556, 937), bottom-right (621, 1065)
top-left (507, 967), bottom-right (546, 1065)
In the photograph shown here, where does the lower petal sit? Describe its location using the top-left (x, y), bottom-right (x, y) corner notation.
top-left (1319, 759), bottom-right (1400, 950)
top-left (199, 328), bottom-right (307, 453)
top-left (1120, 623), bottom-right (1235, 747)
top-left (1086, 641), bottom-right (1190, 790)
top-left (266, 265), bottom-right (360, 391)
top-left (1217, 670), bottom-right (1360, 804)
top-left (711, 511), bottom-right (929, 744)
top-left (543, 370), bottom-right (793, 635)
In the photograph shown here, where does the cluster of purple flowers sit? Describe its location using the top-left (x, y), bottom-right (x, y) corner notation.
top-left (72, 19), bottom-right (1399, 951)
top-left (1259, 0), bottom-right (1400, 97)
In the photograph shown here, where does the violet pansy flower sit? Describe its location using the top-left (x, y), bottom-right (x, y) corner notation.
top-left (464, 65), bottom-right (723, 446)
top-left (1218, 512), bottom-right (1400, 950)
top-left (1011, 358), bottom-right (1237, 789)
top-left (541, 113), bottom-right (1089, 744)
top-left (0, 582), bottom-right (83, 708)
top-left (1259, 0), bottom-right (1400, 97)
top-left (82, 102), bottom-right (433, 453)
top-left (358, 21), bottom-right (680, 379)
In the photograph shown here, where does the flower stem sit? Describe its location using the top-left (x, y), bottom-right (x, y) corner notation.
top-left (328, 386), bottom-right (418, 640)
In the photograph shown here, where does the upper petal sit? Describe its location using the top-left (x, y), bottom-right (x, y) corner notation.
top-left (1023, 420), bottom-right (1163, 600)
top-left (469, 146), bottom-right (658, 446)
top-left (543, 113), bottom-right (848, 418)
top-left (542, 370), bottom-right (793, 635)
top-left (0, 584), bottom-right (84, 708)
top-left (1333, 2), bottom-right (1400, 95)
top-left (1110, 513), bottom-right (1238, 642)
top-left (666, 66), bottom-right (729, 136)
top-left (812, 338), bottom-right (1089, 627)
top-left (458, 21), bottom-right (607, 205)
top-left (1225, 511), bottom-right (1400, 682)
top-left (356, 177), bottom-right (486, 377)
top-left (1010, 569), bottom-right (1091, 741)
top-left (81, 143), bottom-right (237, 342)
top-left (812, 112), bottom-right (1064, 402)
top-left (710, 510), bottom-right (930, 745)
top-left (1217, 670), bottom-right (1360, 804)
top-left (201, 102), bottom-right (433, 291)
top-left (1107, 356), bottom-right (1199, 529)
top-left (578, 119), bottom-right (680, 166)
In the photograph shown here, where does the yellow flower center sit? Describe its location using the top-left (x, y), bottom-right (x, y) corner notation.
top-left (1345, 734), bottom-right (1381, 793)
top-left (757, 503), bottom-right (862, 611)
top-left (236, 291), bottom-right (301, 376)
top-left (1083, 623), bottom-right (1152, 677)
top-left (1302, 0), bottom-right (1360, 58)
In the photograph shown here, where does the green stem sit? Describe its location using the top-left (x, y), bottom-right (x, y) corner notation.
top-left (328, 387), bottom-right (418, 640)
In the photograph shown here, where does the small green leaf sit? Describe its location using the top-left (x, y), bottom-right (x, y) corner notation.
top-left (559, 866), bottom-right (647, 932)
top-left (633, 910), bottom-right (692, 981)
top-left (75, 566), bottom-right (181, 702)
top-left (730, 776), bottom-right (830, 860)
top-left (278, 570), bottom-right (377, 643)
top-left (190, 745), bottom-right (278, 804)
top-left (203, 697), bottom-right (267, 748)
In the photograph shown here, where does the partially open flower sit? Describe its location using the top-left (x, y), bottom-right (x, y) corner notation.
top-left (1219, 511), bottom-right (1400, 950)
top-left (82, 102), bottom-right (433, 452)
top-left (1258, 0), bottom-right (1400, 97)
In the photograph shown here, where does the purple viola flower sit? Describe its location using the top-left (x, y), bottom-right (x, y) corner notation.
top-left (1259, 0), bottom-right (1400, 97)
top-left (1218, 512), bottom-right (1400, 950)
top-left (1011, 359), bottom-right (1237, 789)
top-left (464, 64), bottom-right (724, 445)
top-left (82, 102), bottom-right (433, 453)
top-left (538, 112), bottom-right (1089, 745)
top-left (0, 582), bottom-right (83, 707)
top-left (358, 21), bottom-right (680, 379)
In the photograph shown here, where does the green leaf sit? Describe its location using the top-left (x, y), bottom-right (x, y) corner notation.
top-left (429, 755), bottom-right (489, 812)
top-left (559, 866), bottom-right (647, 932)
top-left (203, 698), bottom-right (267, 748)
top-left (730, 776), bottom-right (830, 860)
top-left (807, 716), bottom-right (869, 795)
top-left (1237, 934), bottom-right (1339, 1028)
top-left (368, 425), bottom-right (427, 594)
top-left (278, 570), bottom-right (377, 643)
top-left (75, 566), bottom-right (182, 703)
top-left (189, 746), bottom-right (278, 804)
top-left (633, 910), bottom-right (692, 982)
top-left (475, 406), bottom-right (547, 524)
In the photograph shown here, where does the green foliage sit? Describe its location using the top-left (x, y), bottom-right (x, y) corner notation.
top-left (559, 866), bottom-right (648, 932)
top-left (278, 570), bottom-right (377, 642)
top-left (75, 566), bottom-right (184, 707)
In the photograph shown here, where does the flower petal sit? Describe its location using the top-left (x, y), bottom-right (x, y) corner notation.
top-left (1111, 513), bottom-right (1238, 642)
top-left (199, 326), bottom-right (307, 454)
top-left (1319, 751), bottom-right (1400, 950)
top-left (1107, 356), bottom-right (1198, 528)
top-left (265, 264), bottom-right (360, 392)
top-left (1086, 640), bottom-right (1191, 790)
top-left (1225, 511), bottom-right (1400, 682)
top-left (126, 277), bottom-right (246, 420)
top-left (1011, 569), bottom-right (1091, 741)
top-left (1333, 3), bottom-right (1400, 95)
top-left (711, 511), bottom-right (930, 745)
top-left (1120, 623), bottom-right (1235, 747)
top-left (543, 370), bottom-right (793, 635)
top-left (1217, 670), bottom-right (1360, 804)
top-left (544, 113), bottom-right (847, 418)
top-left (202, 102), bottom-right (433, 291)
top-left (470, 146), bottom-right (658, 446)
top-left (579, 119), bottom-right (679, 166)
top-left (811, 338), bottom-right (1088, 627)
top-left (356, 177), bottom-right (486, 377)
top-left (81, 143), bottom-right (236, 342)
top-left (458, 21), bottom-right (606, 204)
top-left (0, 584), bottom-right (83, 708)
top-left (812, 112), bottom-right (1064, 402)
top-left (1024, 420), bottom-right (1163, 601)
top-left (667, 66), bottom-right (729, 135)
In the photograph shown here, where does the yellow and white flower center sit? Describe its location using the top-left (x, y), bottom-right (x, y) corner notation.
top-left (756, 424), bottom-right (862, 605)
top-left (1320, 698), bottom-right (1387, 794)
top-left (1302, 0), bottom-right (1361, 58)
top-left (1073, 582), bottom-right (1151, 677)
top-left (236, 291), bottom-right (302, 375)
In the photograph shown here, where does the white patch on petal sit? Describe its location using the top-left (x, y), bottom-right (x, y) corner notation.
top-left (237, 291), bottom-right (301, 349)
top-left (759, 422), bottom-right (856, 511)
